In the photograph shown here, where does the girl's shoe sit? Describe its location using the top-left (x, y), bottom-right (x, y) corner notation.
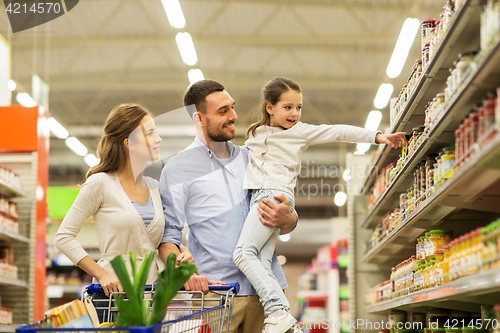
top-left (262, 311), bottom-right (296, 333)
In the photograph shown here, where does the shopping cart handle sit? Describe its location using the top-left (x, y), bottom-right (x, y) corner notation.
top-left (180, 283), bottom-right (240, 294)
top-left (85, 284), bottom-right (154, 295)
top-left (85, 282), bottom-right (240, 295)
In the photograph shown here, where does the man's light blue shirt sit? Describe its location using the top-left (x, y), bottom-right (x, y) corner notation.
top-left (160, 137), bottom-right (288, 295)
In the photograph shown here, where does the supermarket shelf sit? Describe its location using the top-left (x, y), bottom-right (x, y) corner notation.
top-left (363, 132), bottom-right (500, 265)
top-left (360, 0), bottom-right (483, 194)
top-left (361, 34), bottom-right (500, 230)
top-left (297, 290), bottom-right (329, 301)
top-left (0, 277), bottom-right (28, 288)
top-left (366, 268), bottom-right (500, 313)
top-left (47, 284), bottom-right (84, 298)
top-left (0, 179), bottom-right (25, 199)
top-left (0, 325), bottom-right (18, 332)
top-left (0, 229), bottom-right (29, 243)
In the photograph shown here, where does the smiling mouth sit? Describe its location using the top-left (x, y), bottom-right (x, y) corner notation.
top-left (224, 124), bottom-right (235, 130)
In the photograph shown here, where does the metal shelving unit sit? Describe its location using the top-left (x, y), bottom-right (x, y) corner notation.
top-left (363, 117), bottom-right (500, 266)
top-left (361, 31), bottom-right (500, 229)
top-left (349, 0), bottom-right (500, 327)
top-left (0, 180), bottom-right (26, 199)
top-left (366, 268), bottom-right (500, 313)
top-left (0, 152), bottom-right (39, 326)
top-left (360, 0), bottom-right (484, 195)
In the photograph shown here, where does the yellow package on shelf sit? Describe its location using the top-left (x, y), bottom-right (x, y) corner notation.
top-left (44, 299), bottom-right (93, 328)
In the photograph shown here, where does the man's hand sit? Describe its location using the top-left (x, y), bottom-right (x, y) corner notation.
top-left (183, 273), bottom-right (225, 294)
top-left (184, 273), bottom-right (209, 294)
top-left (258, 194), bottom-right (296, 233)
top-left (375, 132), bottom-right (407, 149)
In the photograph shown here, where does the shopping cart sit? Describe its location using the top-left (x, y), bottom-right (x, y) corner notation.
top-left (17, 283), bottom-right (239, 333)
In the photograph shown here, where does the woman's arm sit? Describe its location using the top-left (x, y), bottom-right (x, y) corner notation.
top-left (77, 256), bottom-right (122, 296)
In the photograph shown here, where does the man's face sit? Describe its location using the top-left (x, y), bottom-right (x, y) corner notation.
top-left (201, 90), bottom-right (237, 142)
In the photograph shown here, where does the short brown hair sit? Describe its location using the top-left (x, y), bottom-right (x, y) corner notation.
top-left (183, 79), bottom-right (225, 116)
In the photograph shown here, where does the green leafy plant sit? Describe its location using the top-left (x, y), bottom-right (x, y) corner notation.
top-left (110, 251), bottom-right (197, 327)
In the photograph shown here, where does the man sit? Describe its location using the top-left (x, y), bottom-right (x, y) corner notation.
top-left (160, 80), bottom-right (299, 333)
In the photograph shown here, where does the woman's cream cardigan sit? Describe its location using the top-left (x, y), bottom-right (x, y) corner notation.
top-left (55, 172), bottom-right (166, 284)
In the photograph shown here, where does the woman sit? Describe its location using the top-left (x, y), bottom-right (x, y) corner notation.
top-left (55, 103), bottom-right (193, 298)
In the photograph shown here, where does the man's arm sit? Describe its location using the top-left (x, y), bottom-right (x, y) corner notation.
top-left (257, 194), bottom-right (297, 234)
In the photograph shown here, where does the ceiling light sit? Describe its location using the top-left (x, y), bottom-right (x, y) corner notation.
top-left (65, 137), bottom-right (88, 156)
top-left (342, 169), bottom-right (351, 182)
top-left (386, 18), bottom-right (420, 78)
top-left (279, 234), bottom-right (290, 242)
top-left (176, 32), bottom-right (198, 66)
top-left (16, 92), bottom-right (36, 107)
top-left (334, 191), bottom-right (348, 207)
top-left (161, 0), bottom-right (186, 29)
top-left (7, 80), bottom-right (16, 91)
top-left (84, 154), bottom-right (100, 167)
top-left (188, 68), bottom-right (204, 85)
top-left (356, 143), bottom-right (371, 154)
top-left (365, 110), bottom-right (383, 131)
top-left (47, 117), bottom-right (69, 139)
top-left (373, 83), bottom-right (394, 109)
top-left (277, 255), bottom-right (287, 265)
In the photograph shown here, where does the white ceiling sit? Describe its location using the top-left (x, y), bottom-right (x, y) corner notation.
top-left (1, 0), bottom-right (445, 259)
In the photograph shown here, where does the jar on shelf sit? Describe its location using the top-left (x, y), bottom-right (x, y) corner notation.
top-left (480, 95), bottom-right (496, 143)
top-left (424, 232), bottom-right (432, 262)
top-left (420, 237), bottom-right (427, 265)
top-left (422, 19), bottom-right (437, 51)
top-left (414, 163), bottom-right (421, 199)
top-left (423, 42), bottom-right (431, 68)
top-left (429, 27), bottom-right (438, 60)
top-left (429, 230), bottom-right (453, 255)
top-left (440, 147), bottom-right (455, 180)
top-left (428, 259), bottom-right (436, 288)
top-left (443, 244), bottom-right (451, 283)
top-left (455, 52), bottom-right (476, 87)
top-left (420, 161), bottom-right (427, 200)
top-left (434, 250), bottom-right (444, 285)
top-left (426, 155), bottom-right (436, 192)
top-left (416, 237), bottom-right (422, 263)
top-left (407, 187), bottom-right (415, 212)
top-left (455, 122), bottom-right (464, 165)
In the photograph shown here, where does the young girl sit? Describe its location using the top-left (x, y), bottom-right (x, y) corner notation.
top-left (233, 77), bottom-right (405, 333)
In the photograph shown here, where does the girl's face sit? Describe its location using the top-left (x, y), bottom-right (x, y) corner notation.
top-left (266, 90), bottom-right (302, 129)
top-left (128, 115), bottom-right (162, 162)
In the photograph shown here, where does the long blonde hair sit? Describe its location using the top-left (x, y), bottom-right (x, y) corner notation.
top-left (86, 103), bottom-right (151, 179)
top-left (246, 77), bottom-right (302, 138)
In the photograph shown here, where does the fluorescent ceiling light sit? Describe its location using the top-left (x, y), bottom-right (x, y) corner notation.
top-left (356, 143), bottom-right (371, 154)
top-left (65, 137), bottom-right (88, 156)
top-left (279, 234), bottom-right (291, 242)
top-left (374, 83), bottom-right (394, 109)
top-left (176, 32), bottom-right (198, 66)
top-left (47, 117), bottom-right (69, 139)
top-left (161, 0), bottom-right (186, 29)
top-left (84, 154), bottom-right (100, 167)
top-left (365, 110), bottom-right (383, 131)
top-left (7, 80), bottom-right (16, 91)
top-left (334, 191), bottom-right (348, 207)
top-left (386, 18), bottom-right (420, 78)
top-left (188, 68), bottom-right (205, 85)
top-left (16, 92), bottom-right (36, 107)
top-left (342, 169), bottom-right (351, 182)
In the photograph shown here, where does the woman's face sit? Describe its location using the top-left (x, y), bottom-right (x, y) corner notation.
top-left (128, 115), bottom-right (162, 163)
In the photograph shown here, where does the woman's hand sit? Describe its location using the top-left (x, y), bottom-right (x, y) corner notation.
top-left (176, 250), bottom-right (195, 266)
top-left (97, 272), bottom-right (123, 297)
top-left (375, 132), bottom-right (407, 149)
